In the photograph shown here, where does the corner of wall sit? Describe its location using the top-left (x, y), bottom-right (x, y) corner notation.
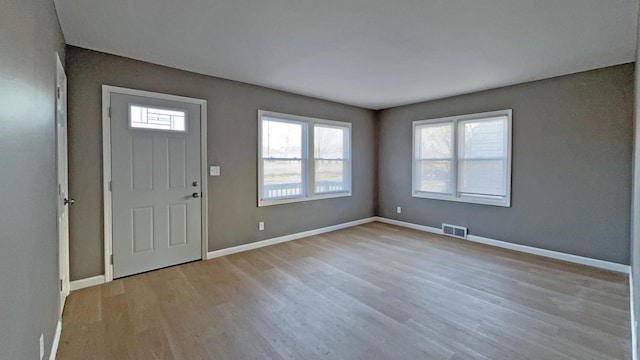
top-left (373, 109), bottom-right (382, 216)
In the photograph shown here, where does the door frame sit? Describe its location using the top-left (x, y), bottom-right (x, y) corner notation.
top-left (101, 85), bottom-right (208, 282)
top-left (56, 53), bottom-right (70, 311)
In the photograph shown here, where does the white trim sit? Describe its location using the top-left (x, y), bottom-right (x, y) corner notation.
top-left (200, 100), bottom-right (209, 261)
top-left (101, 85), bottom-right (208, 282)
top-left (374, 217), bottom-right (630, 273)
top-left (55, 52), bottom-right (70, 313)
top-left (207, 217), bottom-right (376, 259)
top-left (70, 275), bottom-right (106, 291)
top-left (412, 109), bottom-right (512, 207)
top-left (49, 320), bottom-right (61, 360)
top-left (375, 217), bottom-right (444, 234)
top-left (257, 110), bottom-right (353, 207)
top-left (102, 88), bottom-right (113, 282)
top-left (631, 273), bottom-right (638, 360)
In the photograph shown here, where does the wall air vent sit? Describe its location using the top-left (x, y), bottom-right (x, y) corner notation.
top-left (442, 224), bottom-right (468, 239)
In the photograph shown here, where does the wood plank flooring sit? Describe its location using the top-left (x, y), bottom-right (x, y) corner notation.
top-left (57, 222), bottom-right (631, 359)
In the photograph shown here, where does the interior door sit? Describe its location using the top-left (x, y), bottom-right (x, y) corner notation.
top-left (110, 92), bottom-right (202, 278)
top-left (56, 54), bottom-right (70, 312)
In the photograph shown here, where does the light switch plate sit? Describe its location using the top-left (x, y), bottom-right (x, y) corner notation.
top-left (209, 166), bottom-right (221, 176)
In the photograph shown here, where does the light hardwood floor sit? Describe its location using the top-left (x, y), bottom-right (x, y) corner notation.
top-left (57, 222), bottom-right (631, 360)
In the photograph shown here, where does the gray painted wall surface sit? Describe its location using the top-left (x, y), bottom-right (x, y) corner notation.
top-left (66, 46), bottom-right (376, 280)
top-left (631, 8), bottom-right (640, 353)
top-left (0, 0), bottom-right (65, 358)
top-left (378, 65), bottom-right (634, 264)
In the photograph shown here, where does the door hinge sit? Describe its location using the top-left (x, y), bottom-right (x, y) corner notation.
top-left (57, 86), bottom-right (61, 100)
top-left (109, 181), bottom-right (112, 192)
top-left (110, 254), bottom-right (113, 265)
top-left (108, 107), bottom-right (111, 118)
top-left (59, 279), bottom-right (63, 292)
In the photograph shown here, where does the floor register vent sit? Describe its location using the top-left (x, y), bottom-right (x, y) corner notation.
top-left (442, 224), bottom-right (468, 239)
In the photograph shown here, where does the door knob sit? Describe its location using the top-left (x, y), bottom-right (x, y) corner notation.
top-left (64, 198), bottom-right (75, 205)
top-left (192, 192), bottom-right (200, 198)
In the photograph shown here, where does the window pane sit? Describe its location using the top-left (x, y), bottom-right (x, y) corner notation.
top-left (415, 122), bottom-right (453, 194)
top-left (262, 117), bottom-right (303, 159)
top-left (263, 160), bottom-right (303, 199)
top-left (458, 160), bottom-right (505, 197)
top-left (416, 123), bottom-right (453, 159)
top-left (130, 105), bottom-right (186, 132)
top-left (315, 126), bottom-right (345, 159)
top-left (416, 160), bottom-right (453, 194)
top-left (315, 160), bottom-right (346, 193)
top-left (315, 124), bottom-right (349, 193)
top-left (458, 116), bottom-right (507, 197)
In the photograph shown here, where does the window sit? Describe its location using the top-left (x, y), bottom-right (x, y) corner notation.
top-left (130, 104), bottom-right (186, 132)
top-left (413, 110), bottom-right (512, 207)
top-left (315, 125), bottom-right (349, 194)
top-left (259, 111), bottom-right (351, 206)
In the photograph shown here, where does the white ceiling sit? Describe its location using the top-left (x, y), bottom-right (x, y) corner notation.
top-left (54, 0), bottom-right (638, 110)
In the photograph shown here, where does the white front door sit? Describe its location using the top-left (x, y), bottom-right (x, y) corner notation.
top-left (56, 54), bottom-right (70, 312)
top-left (110, 92), bottom-right (203, 278)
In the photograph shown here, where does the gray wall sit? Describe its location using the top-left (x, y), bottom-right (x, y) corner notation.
top-left (0, 0), bottom-right (66, 358)
top-left (66, 46), bottom-right (377, 280)
top-left (631, 7), bottom-right (640, 353)
top-left (378, 64), bottom-right (634, 264)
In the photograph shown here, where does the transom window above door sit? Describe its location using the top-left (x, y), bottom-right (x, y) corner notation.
top-left (129, 104), bottom-right (187, 132)
top-left (258, 110), bottom-right (352, 207)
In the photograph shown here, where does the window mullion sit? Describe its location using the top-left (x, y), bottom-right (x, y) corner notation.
top-left (307, 121), bottom-right (314, 197)
top-left (452, 120), bottom-right (458, 198)
top-left (344, 126), bottom-right (350, 192)
top-left (413, 124), bottom-right (419, 195)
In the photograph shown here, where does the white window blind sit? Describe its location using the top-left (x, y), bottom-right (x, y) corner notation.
top-left (458, 116), bottom-right (508, 199)
top-left (412, 110), bottom-right (512, 207)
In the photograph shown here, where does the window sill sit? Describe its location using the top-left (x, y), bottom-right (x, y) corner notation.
top-left (258, 192), bottom-right (352, 207)
top-left (412, 191), bottom-right (511, 207)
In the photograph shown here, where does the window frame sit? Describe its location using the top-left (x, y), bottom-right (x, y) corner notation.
top-left (258, 110), bottom-right (352, 207)
top-left (412, 109), bottom-right (512, 207)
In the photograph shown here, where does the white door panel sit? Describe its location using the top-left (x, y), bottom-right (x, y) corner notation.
top-left (56, 54), bottom-right (70, 313)
top-left (110, 93), bottom-right (202, 279)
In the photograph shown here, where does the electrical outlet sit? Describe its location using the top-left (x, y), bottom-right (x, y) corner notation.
top-left (39, 333), bottom-right (44, 360)
top-left (259, 222), bottom-right (265, 231)
top-left (396, 206), bottom-right (402, 214)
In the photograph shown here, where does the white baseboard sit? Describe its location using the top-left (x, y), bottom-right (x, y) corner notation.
top-left (631, 272), bottom-right (638, 360)
top-left (207, 217), bottom-right (377, 260)
top-left (375, 217), bottom-right (444, 235)
top-left (49, 320), bottom-right (61, 360)
top-left (70, 275), bottom-right (106, 291)
top-left (375, 217), bottom-right (630, 274)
